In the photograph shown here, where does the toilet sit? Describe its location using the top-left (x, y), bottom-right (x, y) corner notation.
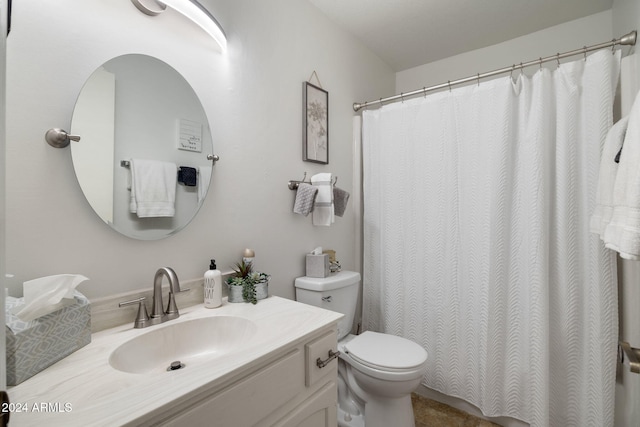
top-left (295, 271), bottom-right (427, 427)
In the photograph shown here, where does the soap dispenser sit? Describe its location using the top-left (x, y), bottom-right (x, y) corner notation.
top-left (204, 259), bottom-right (222, 308)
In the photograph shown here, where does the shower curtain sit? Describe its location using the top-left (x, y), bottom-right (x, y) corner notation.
top-left (362, 50), bottom-right (620, 426)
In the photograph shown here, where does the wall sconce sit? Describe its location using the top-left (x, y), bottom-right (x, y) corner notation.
top-left (131, 0), bottom-right (227, 52)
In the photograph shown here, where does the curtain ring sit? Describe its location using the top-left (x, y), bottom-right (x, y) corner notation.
top-left (400, 92), bottom-right (405, 103)
top-left (423, 87), bottom-right (427, 98)
top-left (477, 73), bottom-right (480, 86)
top-left (448, 81), bottom-right (452, 92)
top-left (612, 39), bottom-right (617, 54)
top-left (539, 57), bottom-right (543, 71)
top-left (583, 46), bottom-right (587, 61)
top-left (556, 53), bottom-right (561, 68)
top-left (520, 62), bottom-right (523, 78)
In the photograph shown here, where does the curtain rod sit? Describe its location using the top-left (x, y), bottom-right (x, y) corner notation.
top-left (353, 30), bottom-right (637, 112)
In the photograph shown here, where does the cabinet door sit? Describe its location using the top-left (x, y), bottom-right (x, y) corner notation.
top-left (305, 331), bottom-right (338, 387)
top-left (274, 381), bottom-right (337, 427)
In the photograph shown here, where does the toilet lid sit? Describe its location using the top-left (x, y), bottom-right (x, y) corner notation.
top-left (343, 331), bottom-right (427, 371)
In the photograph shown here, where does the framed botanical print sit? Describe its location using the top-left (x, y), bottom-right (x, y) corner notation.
top-left (303, 81), bottom-right (329, 164)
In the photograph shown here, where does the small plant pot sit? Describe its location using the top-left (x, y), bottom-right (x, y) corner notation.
top-left (227, 281), bottom-right (269, 303)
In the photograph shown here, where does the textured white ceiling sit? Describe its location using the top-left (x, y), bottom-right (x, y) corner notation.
top-left (309, 0), bottom-right (613, 71)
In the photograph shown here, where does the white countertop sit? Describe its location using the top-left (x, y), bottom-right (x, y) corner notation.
top-left (8, 296), bottom-right (342, 426)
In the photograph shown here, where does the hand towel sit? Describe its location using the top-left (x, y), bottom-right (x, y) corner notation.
top-left (178, 166), bottom-right (197, 187)
top-left (590, 116), bottom-right (629, 236)
top-left (603, 92), bottom-right (640, 259)
top-left (293, 183), bottom-right (318, 216)
top-left (333, 186), bottom-right (350, 217)
top-left (311, 173), bottom-right (334, 226)
top-left (198, 166), bottom-right (212, 204)
top-left (129, 159), bottom-right (177, 218)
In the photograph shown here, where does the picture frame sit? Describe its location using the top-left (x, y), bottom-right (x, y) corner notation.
top-left (303, 81), bottom-right (329, 164)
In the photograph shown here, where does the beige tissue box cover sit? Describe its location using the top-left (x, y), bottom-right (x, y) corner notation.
top-left (5, 291), bottom-right (91, 385)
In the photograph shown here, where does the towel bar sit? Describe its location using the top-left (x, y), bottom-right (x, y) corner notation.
top-left (288, 173), bottom-right (338, 190)
top-left (121, 155), bottom-right (219, 168)
top-left (618, 341), bottom-right (640, 374)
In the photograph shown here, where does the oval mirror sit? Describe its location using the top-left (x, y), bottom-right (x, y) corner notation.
top-left (70, 54), bottom-right (214, 240)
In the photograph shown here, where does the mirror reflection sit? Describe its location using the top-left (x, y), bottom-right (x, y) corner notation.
top-left (71, 54), bottom-right (214, 240)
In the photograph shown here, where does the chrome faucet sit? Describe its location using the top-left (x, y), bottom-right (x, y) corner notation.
top-left (119, 267), bottom-right (189, 329)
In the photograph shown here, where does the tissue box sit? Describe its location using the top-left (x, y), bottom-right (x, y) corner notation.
top-left (306, 254), bottom-right (330, 278)
top-left (5, 291), bottom-right (91, 385)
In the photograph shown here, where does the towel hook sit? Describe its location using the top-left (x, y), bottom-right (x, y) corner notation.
top-left (45, 128), bottom-right (81, 148)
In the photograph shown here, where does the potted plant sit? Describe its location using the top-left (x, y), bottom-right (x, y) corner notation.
top-left (226, 260), bottom-right (270, 304)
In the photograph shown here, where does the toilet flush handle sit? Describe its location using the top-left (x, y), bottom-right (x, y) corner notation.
top-left (317, 349), bottom-right (340, 369)
top-left (322, 296), bottom-right (332, 302)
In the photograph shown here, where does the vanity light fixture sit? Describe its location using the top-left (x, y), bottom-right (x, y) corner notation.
top-left (131, 0), bottom-right (227, 52)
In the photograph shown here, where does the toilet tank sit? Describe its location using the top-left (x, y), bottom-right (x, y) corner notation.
top-left (294, 271), bottom-right (361, 340)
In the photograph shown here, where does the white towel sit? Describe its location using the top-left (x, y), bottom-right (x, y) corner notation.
top-left (129, 159), bottom-right (177, 218)
top-left (590, 116), bottom-right (629, 236)
top-left (603, 92), bottom-right (640, 259)
top-left (311, 173), bottom-right (334, 226)
top-left (198, 166), bottom-right (212, 204)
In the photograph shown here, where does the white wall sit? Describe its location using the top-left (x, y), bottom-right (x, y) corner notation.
top-left (397, 11), bottom-right (614, 93)
top-left (4, 0), bottom-right (394, 300)
top-left (0, 0), bottom-right (7, 393)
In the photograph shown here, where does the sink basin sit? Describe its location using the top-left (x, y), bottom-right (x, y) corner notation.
top-left (109, 316), bottom-right (258, 374)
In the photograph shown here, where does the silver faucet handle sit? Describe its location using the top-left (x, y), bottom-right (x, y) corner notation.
top-left (119, 297), bottom-right (151, 329)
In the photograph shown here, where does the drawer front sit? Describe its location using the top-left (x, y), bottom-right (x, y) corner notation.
top-left (160, 348), bottom-right (304, 427)
top-left (305, 330), bottom-right (338, 387)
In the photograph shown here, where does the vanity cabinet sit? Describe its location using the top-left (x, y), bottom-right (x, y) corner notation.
top-left (145, 327), bottom-right (338, 427)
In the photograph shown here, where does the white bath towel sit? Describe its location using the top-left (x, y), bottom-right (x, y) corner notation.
top-left (311, 173), bottom-right (334, 226)
top-left (590, 116), bottom-right (629, 236)
top-left (603, 92), bottom-right (640, 259)
top-left (198, 166), bottom-right (212, 204)
top-left (129, 159), bottom-right (177, 218)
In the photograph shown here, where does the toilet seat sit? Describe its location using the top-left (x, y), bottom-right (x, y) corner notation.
top-left (342, 331), bottom-right (427, 382)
